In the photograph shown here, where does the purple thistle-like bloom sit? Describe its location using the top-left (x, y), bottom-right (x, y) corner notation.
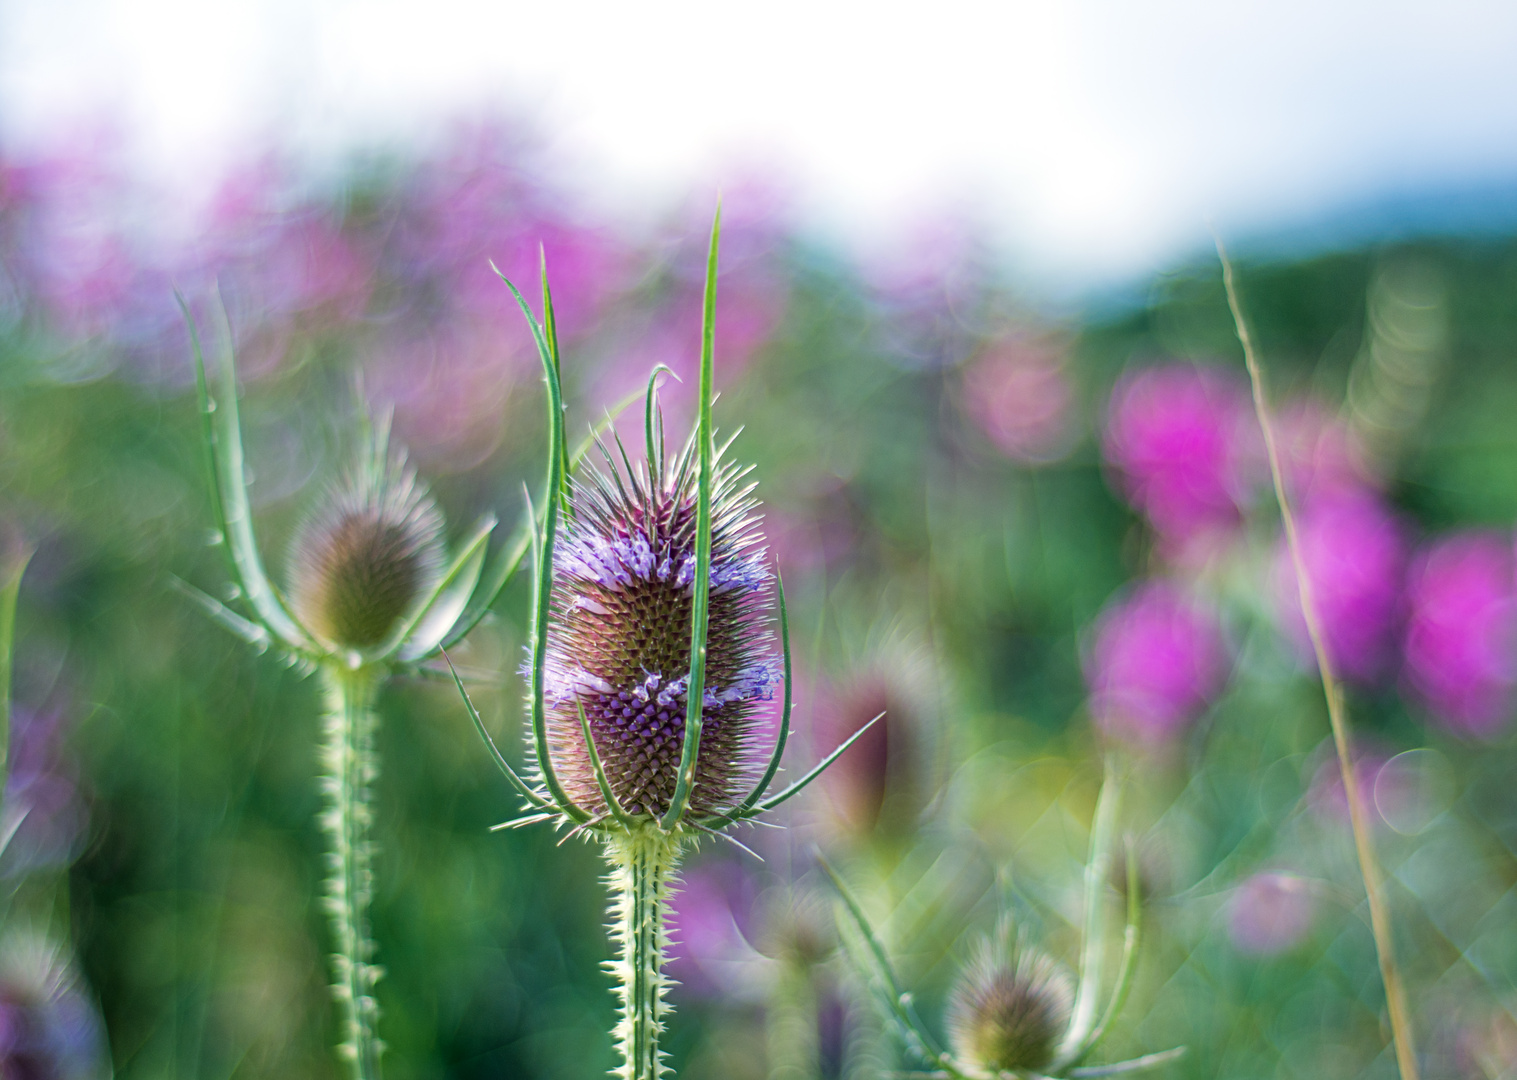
top-left (1402, 532), bottom-right (1517, 737)
top-left (1273, 488), bottom-right (1407, 684)
top-left (1085, 581), bottom-right (1229, 744)
top-left (540, 441), bottom-right (779, 820)
top-left (1103, 363), bottom-right (1255, 545)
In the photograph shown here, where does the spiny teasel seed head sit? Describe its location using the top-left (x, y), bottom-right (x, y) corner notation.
top-left (540, 434), bottom-right (779, 822)
top-left (289, 441), bottom-right (446, 651)
top-left (946, 924), bottom-right (1075, 1076)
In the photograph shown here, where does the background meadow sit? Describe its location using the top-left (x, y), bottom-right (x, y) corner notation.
top-left (3, 115), bottom-right (1517, 1079)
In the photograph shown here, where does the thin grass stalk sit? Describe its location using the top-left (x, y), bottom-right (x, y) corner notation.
top-left (606, 827), bottom-right (683, 1080)
top-left (1216, 237), bottom-right (1419, 1080)
top-left (319, 665), bottom-right (384, 1080)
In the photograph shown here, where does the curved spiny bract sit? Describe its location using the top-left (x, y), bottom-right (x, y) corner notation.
top-left (541, 435), bottom-right (779, 824)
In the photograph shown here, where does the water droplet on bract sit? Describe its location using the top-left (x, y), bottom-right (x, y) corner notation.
top-left (205, 528), bottom-right (225, 547)
top-left (222, 583), bottom-right (243, 602)
top-left (205, 398), bottom-right (217, 413)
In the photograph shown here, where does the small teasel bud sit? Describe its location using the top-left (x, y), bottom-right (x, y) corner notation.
top-left (541, 441), bottom-right (778, 821)
top-left (946, 924), bottom-right (1075, 1076)
top-left (289, 441), bottom-right (445, 651)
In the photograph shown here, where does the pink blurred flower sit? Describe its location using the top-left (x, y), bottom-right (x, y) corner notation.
top-left (1228, 872), bottom-right (1316, 955)
top-left (1402, 532), bottom-right (1517, 737)
top-left (1103, 363), bottom-right (1257, 546)
top-left (1085, 582), bottom-right (1230, 744)
top-left (4, 142), bottom-right (145, 341)
top-left (1273, 489), bottom-right (1407, 684)
top-left (961, 336), bottom-right (1076, 465)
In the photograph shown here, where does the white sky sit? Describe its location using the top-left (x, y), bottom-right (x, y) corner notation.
top-left (4, 0), bottom-right (1517, 290)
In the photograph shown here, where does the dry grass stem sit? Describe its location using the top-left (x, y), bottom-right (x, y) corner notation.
top-left (1215, 235), bottom-right (1420, 1080)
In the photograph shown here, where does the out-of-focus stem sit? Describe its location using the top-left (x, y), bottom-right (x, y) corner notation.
top-left (606, 827), bottom-right (683, 1080)
top-left (319, 664), bottom-right (384, 1080)
top-left (1216, 237), bottom-right (1419, 1080)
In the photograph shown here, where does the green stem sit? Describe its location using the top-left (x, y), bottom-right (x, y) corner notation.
top-left (320, 665), bottom-right (384, 1080)
top-left (605, 827), bottom-right (684, 1080)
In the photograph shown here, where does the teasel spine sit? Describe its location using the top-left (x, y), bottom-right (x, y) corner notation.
top-left (319, 663), bottom-right (384, 1080)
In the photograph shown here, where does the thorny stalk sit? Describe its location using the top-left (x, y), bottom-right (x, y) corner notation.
top-left (319, 665), bottom-right (385, 1080)
top-left (1216, 235), bottom-right (1419, 1080)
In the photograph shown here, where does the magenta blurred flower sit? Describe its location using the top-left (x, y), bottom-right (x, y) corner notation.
top-left (399, 123), bottom-right (628, 341)
top-left (1085, 582), bottom-right (1229, 744)
top-left (961, 336), bottom-right (1076, 465)
top-left (1228, 872), bottom-right (1316, 955)
top-left (3, 143), bottom-right (145, 342)
top-left (1273, 489), bottom-right (1407, 683)
top-left (1402, 532), bottom-right (1517, 737)
top-left (1104, 363), bottom-right (1256, 545)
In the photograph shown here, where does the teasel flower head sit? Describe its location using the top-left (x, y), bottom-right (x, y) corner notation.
top-left (541, 434), bottom-right (779, 820)
top-left (460, 215), bottom-right (882, 1080)
top-left (288, 437), bottom-right (447, 652)
top-left (946, 925), bottom-right (1074, 1076)
top-left (177, 293), bottom-right (501, 672)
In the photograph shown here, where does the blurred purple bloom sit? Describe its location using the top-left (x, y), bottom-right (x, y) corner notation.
top-left (665, 860), bottom-right (762, 1000)
top-left (1228, 872), bottom-right (1316, 955)
top-left (1402, 532), bottom-right (1517, 737)
top-left (1085, 582), bottom-right (1229, 744)
top-left (398, 122), bottom-right (628, 341)
top-left (1103, 363), bottom-right (1256, 546)
top-left (3, 707), bottom-right (86, 875)
top-left (961, 336), bottom-right (1076, 465)
top-left (0, 933), bottom-right (109, 1080)
top-left (1, 141), bottom-right (146, 343)
top-left (1272, 489), bottom-right (1407, 684)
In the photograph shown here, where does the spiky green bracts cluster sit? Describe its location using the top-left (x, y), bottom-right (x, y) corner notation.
top-left (543, 437), bottom-right (777, 820)
top-left (946, 927), bottom-right (1074, 1076)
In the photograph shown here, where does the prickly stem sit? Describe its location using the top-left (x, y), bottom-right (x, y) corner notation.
top-left (605, 827), bottom-right (683, 1080)
top-left (320, 664), bottom-right (385, 1080)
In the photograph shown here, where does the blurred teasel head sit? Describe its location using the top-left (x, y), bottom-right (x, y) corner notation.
top-left (288, 433), bottom-right (447, 651)
top-left (180, 294), bottom-right (499, 671)
top-left (542, 429), bottom-right (778, 820)
top-left (946, 924), bottom-right (1075, 1076)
